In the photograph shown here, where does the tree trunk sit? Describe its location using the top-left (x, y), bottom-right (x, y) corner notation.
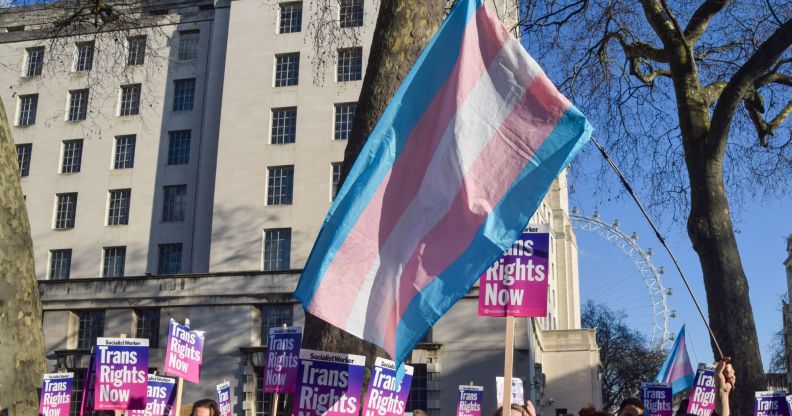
top-left (302, 0), bottom-right (446, 380)
top-left (0, 97), bottom-right (45, 414)
top-left (686, 152), bottom-right (765, 416)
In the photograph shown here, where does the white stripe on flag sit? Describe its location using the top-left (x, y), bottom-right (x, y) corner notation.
top-left (344, 37), bottom-right (542, 341)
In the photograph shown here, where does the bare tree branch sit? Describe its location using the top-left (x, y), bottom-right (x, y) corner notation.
top-left (683, 0), bottom-right (730, 45)
top-left (708, 17), bottom-right (792, 150)
top-left (744, 92), bottom-right (792, 146)
top-left (637, 0), bottom-right (681, 48)
top-left (629, 56), bottom-right (672, 84)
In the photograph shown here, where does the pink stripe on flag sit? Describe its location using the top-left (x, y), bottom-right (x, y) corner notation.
top-left (308, 5), bottom-right (510, 327)
top-left (377, 74), bottom-right (571, 354)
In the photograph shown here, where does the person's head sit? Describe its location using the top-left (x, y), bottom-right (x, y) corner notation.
top-left (191, 398), bottom-right (220, 416)
top-left (617, 398), bottom-right (644, 416)
top-left (413, 410), bottom-right (428, 416)
top-left (493, 404), bottom-right (530, 416)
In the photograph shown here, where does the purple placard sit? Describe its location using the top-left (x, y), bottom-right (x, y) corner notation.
top-left (39, 373), bottom-right (74, 416)
top-left (94, 337), bottom-right (149, 411)
top-left (478, 224), bottom-right (550, 317)
top-left (755, 391), bottom-right (790, 416)
top-left (128, 375), bottom-right (178, 416)
top-left (217, 381), bottom-right (233, 416)
top-left (786, 396), bottom-right (792, 415)
top-left (362, 358), bottom-right (413, 416)
top-left (293, 349), bottom-right (366, 416)
top-left (686, 363), bottom-right (716, 416)
top-left (164, 319), bottom-right (205, 383)
top-left (456, 385), bottom-right (483, 416)
top-left (263, 326), bottom-right (303, 393)
top-left (641, 382), bottom-right (672, 416)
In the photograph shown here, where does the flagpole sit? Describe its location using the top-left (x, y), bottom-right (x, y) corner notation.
top-left (590, 137), bottom-right (724, 359)
top-left (503, 316), bottom-right (515, 414)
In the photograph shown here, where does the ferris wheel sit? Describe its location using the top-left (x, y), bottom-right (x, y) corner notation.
top-left (570, 208), bottom-right (675, 349)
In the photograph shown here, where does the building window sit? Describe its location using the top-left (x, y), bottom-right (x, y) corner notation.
top-left (274, 53), bottom-right (299, 87)
top-left (263, 228), bottom-right (291, 271)
top-left (331, 162), bottom-right (342, 200)
top-left (162, 185), bottom-right (187, 222)
top-left (76, 310), bottom-right (105, 349)
top-left (74, 42), bottom-right (94, 71)
top-left (135, 308), bottom-right (160, 348)
top-left (69, 371), bottom-right (84, 416)
top-left (127, 36), bottom-right (146, 66)
top-left (337, 48), bottom-right (362, 81)
top-left (24, 47), bottom-right (44, 76)
top-left (119, 84), bottom-right (141, 116)
top-left (271, 107), bottom-right (297, 144)
top-left (49, 249), bottom-right (72, 280)
top-left (16, 143), bottom-right (32, 177)
top-left (113, 135), bottom-right (136, 169)
top-left (173, 78), bottom-right (196, 111)
top-left (178, 30), bottom-right (199, 60)
top-left (279, 2), bottom-right (302, 33)
top-left (54, 193), bottom-right (78, 229)
top-left (267, 166), bottom-right (294, 205)
top-left (256, 372), bottom-right (293, 416)
top-left (167, 130), bottom-right (191, 165)
top-left (18, 94), bottom-right (38, 126)
top-left (107, 189), bottom-right (131, 225)
top-left (406, 364), bottom-right (428, 414)
top-left (67, 89), bottom-right (89, 121)
top-left (102, 246), bottom-right (126, 277)
top-left (61, 139), bottom-right (83, 174)
top-left (339, 0), bottom-right (364, 28)
top-left (260, 304), bottom-right (293, 345)
top-left (334, 103), bottom-right (356, 140)
top-left (157, 243), bottom-right (183, 275)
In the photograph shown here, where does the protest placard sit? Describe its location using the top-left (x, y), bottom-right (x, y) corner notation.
top-left (362, 357), bottom-right (413, 416)
top-left (39, 373), bottom-right (73, 416)
top-left (786, 395), bottom-right (792, 415)
top-left (456, 385), bottom-right (483, 416)
top-left (264, 326), bottom-right (303, 394)
top-left (686, 363), bottom-right (716, 416)
top-left (754, 391), bottom-right (790, 416)
top-left (496, 377), bottom-right (524, 406)
top-left (94, 337), bottom-right (149, 410)
top-left (128, 375), bottom-right (178, 416)
top-left (478, 224), bottom-right (549, 317)
top-left (641, 382), bottom-right (672, 416)
top-left (293, 349), bottom-right (366, 416)
top-left (217, 381), bottom-right (233, 416)
top-left (80, 348), bottom-right (97, 416)
top-left (164, 319), bottom-right (205, 383)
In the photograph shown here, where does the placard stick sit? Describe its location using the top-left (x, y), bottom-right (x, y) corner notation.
top-left (272, 323), bottom-right (288, 416)
top-left (503, 316), bottom-right (515, 413)
top-left (173, 319), bottom-right (190, 416)
top-left (118, 334), bottom-right (127, 416)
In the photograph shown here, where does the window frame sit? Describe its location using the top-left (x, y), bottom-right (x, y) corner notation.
top-left (18, 94), bottom-right (38, 126)
top-left (336, 48), bottom-right (363, 82)
top-left (49, 249), bottom-right (72, 280)
top-left (173, 78), bottom-right (196, 111)
top-left (24, 46), bottom-right (44, 76)
top-left (113, 135), bottom-right (136, 169)
top-left (102, 246), bottom-right (126, 277)
top-left (339, 0), bottom-right (364, 28)
top-left (271, 107), bottom-right (297, 144)
top-left (177, 30), bottom-right (200, 61)
top-left (279, 2), bottom-right (303, 34)
top-left (266, 165), bottom-right (294, 205)
top-left (119, 84), bottom-right (142, 116)
top-left (162, 184), bottom-right (187, 222)
top-left (54, 193), bottom-right (78, 229)
top-left (274, 53), bottom-right (300, 87)
top-left (127, 36), bottom-right (147, 66)
top-left (74, 42), bottom-right (94, 72)
top-left (135, 308), bottom-right (161, 347)
top-left (167, 130), bottom-right (191, 165)
top-left (262, 228), bottom-right (291, 271)
top-left (67, 89), bottom-right (89, 122)
top-left (76, 310), bottom-right (105, 349)
top-left (331, 162), bottom-right (342, 200)
top-left (61, 139), bottom-right (83, 174)
top-left (17, 143), bottom-right (32, 176)
top-left (334, 103), bottom-right (356, 140)
top-left (107, 189), bottom-right (131, 226)
top-left (157, 243), bottom-right (183, 275)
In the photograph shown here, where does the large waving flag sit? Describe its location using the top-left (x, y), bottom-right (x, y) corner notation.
top-left (295, 0), bottom-right (592, 364)
top-left (655, 325), bottom-right (695, 395)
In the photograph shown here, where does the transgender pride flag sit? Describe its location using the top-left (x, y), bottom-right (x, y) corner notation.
top-left (655, 325), bottom-right (695, 395)
top-left (295, 0), bottom-right (592, 364)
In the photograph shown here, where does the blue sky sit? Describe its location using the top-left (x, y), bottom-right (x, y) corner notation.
top-left (569, 158), bottom-right (790, 369)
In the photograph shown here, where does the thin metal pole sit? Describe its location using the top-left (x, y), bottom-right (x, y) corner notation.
top-left (590, 137), bottom-right (724, 359)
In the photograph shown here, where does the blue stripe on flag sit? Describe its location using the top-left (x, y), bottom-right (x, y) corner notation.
top-left (296, 0), bottom-right (484, 306)
top-left (393, 106), bottom-right (593, 363)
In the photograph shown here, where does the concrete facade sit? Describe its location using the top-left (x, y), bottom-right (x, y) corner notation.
top-left (2, 1), bottom-right (600, 415)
